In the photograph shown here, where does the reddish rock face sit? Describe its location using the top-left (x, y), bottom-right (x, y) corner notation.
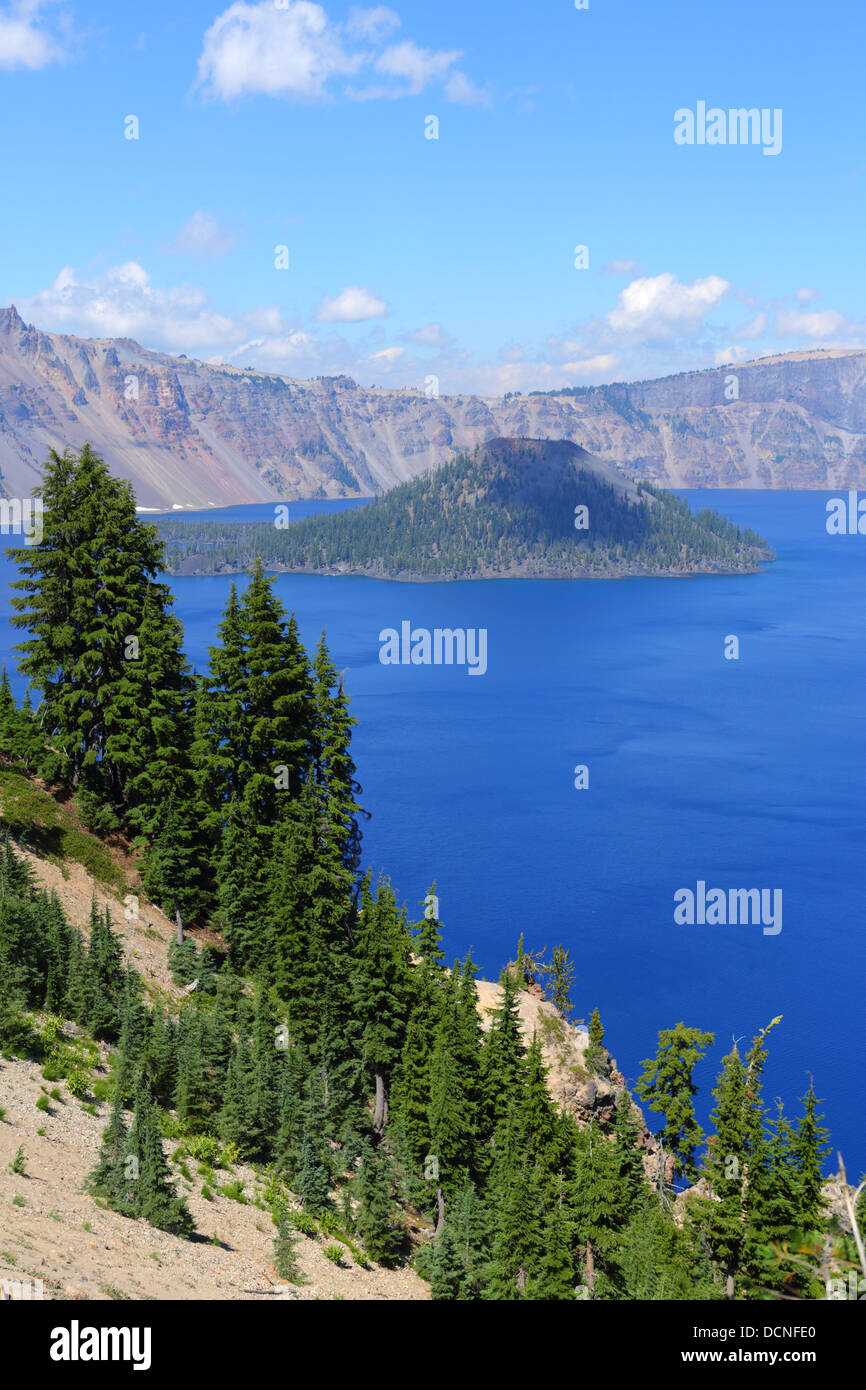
top-left (2, 306), bottom-right (864, 508)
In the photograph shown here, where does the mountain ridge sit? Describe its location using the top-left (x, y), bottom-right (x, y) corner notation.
top-left (2, 305), bottom-right (866, 507)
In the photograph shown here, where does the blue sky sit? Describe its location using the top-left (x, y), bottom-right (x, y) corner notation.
top-left (1, 0), bottom-right (863, 393)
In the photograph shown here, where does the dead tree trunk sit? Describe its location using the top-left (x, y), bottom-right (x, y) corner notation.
top-left (372, 1071), bottom-right (388, 1136)
top-left (435, 1187), bottom-right (446, 1234)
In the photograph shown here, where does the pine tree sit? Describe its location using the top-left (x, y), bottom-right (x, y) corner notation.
top-left (240, 562), bottom-right (313, 822)
top-left (213, 797), bottom-right (270, 971)
top-left (10, 445), bottom-right (168, 814)
top-left (486, 1113), bottom-right (545, 1300)
top-left (194, 583), bottom-right (248, 830)
top-left (297, 1135), bottom-right (332, 1215)
top-left (87, 901), bottom-right (125, 1039)
top-left (569, 1119), bottom-right (625, 1294)
top-left (585, 1006), bottom-right (606, 1073)
top-left (636, 1022), bottom-right (714, 1183)
top-left (273, 1209), bottom-right (306, 1284)
top-left (268, 772), bottom-right (354, 1047)
top-left (136, 1087), bottom-right (195, 1235)
top-left (792, 1079), bottom-right (831, 1231)
top-left (481, 967), bottom-right (526, 1135)
top-left (311, 631), bottom-right (365, 875)
top-left (353, 1141), bottom-right (402, 1265)
top-left (389, 1008), bottom-right (434, 1170)
top-left (530, 1192), bottom-right (575, 1300)
top-left (548, 944), bottom-right (575, 1019)
top-left (686, 1043), bottom-right (749, 1294)
top-left (352, 875), bottom-right (412, 1135)
top-left (87, 1089), bottom-right (130, 1205)
top-left (612, 1089), bottom-right (648, 1218)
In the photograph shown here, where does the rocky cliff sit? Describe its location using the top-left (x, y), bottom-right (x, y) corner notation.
top-left (2, 306), bottom-right (865, 508)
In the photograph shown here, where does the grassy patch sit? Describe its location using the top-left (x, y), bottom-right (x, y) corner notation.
top-left (0, 770), bottom-right (123, 890)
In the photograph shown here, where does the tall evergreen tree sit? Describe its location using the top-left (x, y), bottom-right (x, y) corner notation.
top-left (10, 445), bottom-right (167, 813)
top-left (636, 1022), bottom-right (714, 1183)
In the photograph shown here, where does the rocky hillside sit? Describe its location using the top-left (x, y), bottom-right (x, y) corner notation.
top-left (2, 306), bottom-right (865, 507)
top-left (0, 786), bottom-right (647, 1301)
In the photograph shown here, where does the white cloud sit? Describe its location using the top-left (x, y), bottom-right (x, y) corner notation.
top-left (560, 352), bottom-right (619, 376)
top-left (497, 341), bottom-right (524, 363)
top-left (714, 345), bottom-right (755, 366)
top-left (405, 321), bottom-right (454, 348)
top-left (605, 272), bottom-right (730, 342)
top-left (796, 287), bottom-right (821, 305)
top-left (775, 307), bottom-right (848, 340)
top-left (444, 70), bottom-right (490, 107)
top-left (196, 1), bottom-right (480, 104)
top-left (601, 258), bottom-right (639, 276)
top-left (373, 40), bottom-right (460, 93)
top-left (164, 211), bottom-right (236, 262)
top-left (315, 285), bottom-right (387, 322)
top-left (345, 5), bottom-right (399, 40)
top-left (18, 262), bottom-right (241, 352)
top-left (197, 1), bottom-right (361, 102)
top-left (0, 0), bottom-right (65, 69)
top-left (734, 312), bottom-right (767, 340)
top-left (368, 346), bottom-right (403, 362)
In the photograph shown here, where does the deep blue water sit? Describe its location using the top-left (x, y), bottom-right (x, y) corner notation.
top-left (2, 490), bottom-right (864, 1171)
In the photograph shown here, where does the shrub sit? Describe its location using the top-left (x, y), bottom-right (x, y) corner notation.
top-left (220, 1141), bottom-right (241, 1169)
top-left (35, 1095), bottom-right (50, 1113)
top-left (40, 1016), bottom-right (64, 1050)
top-left (66, 1068), bottom-right (89, 1099)
top-left (158, 1111), bottom-right (187, 1139)
top-left (287, 1209), bottom-right (318, 1238)
top-left (187, 1134), bottom-right (222, 1167)
top-left (217, 1179), bottom-right (247, 1204)
top-left (9, 1146), bottom-right (26, 1176)
top-left (201, 1184), bottom-right (213, 1201)
top-left (323, 1244), bottom-right (344, 1265)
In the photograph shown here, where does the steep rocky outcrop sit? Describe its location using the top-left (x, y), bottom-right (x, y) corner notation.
top-left (1, 306), bottom-right (865, 507)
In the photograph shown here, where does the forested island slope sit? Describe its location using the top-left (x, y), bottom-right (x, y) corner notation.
top-left (161, 437), bottom-right (773, 580)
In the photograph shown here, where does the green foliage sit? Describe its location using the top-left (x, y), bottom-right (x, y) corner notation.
top-left (217, 1179), bottom-right (247, 1204)
top-left (637, 1022), bottom-right (715, 1183)
top-left (273, 1211), bottom-right (307, 1283)
top-left (287, 1209), bottom-right (318, 1238)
